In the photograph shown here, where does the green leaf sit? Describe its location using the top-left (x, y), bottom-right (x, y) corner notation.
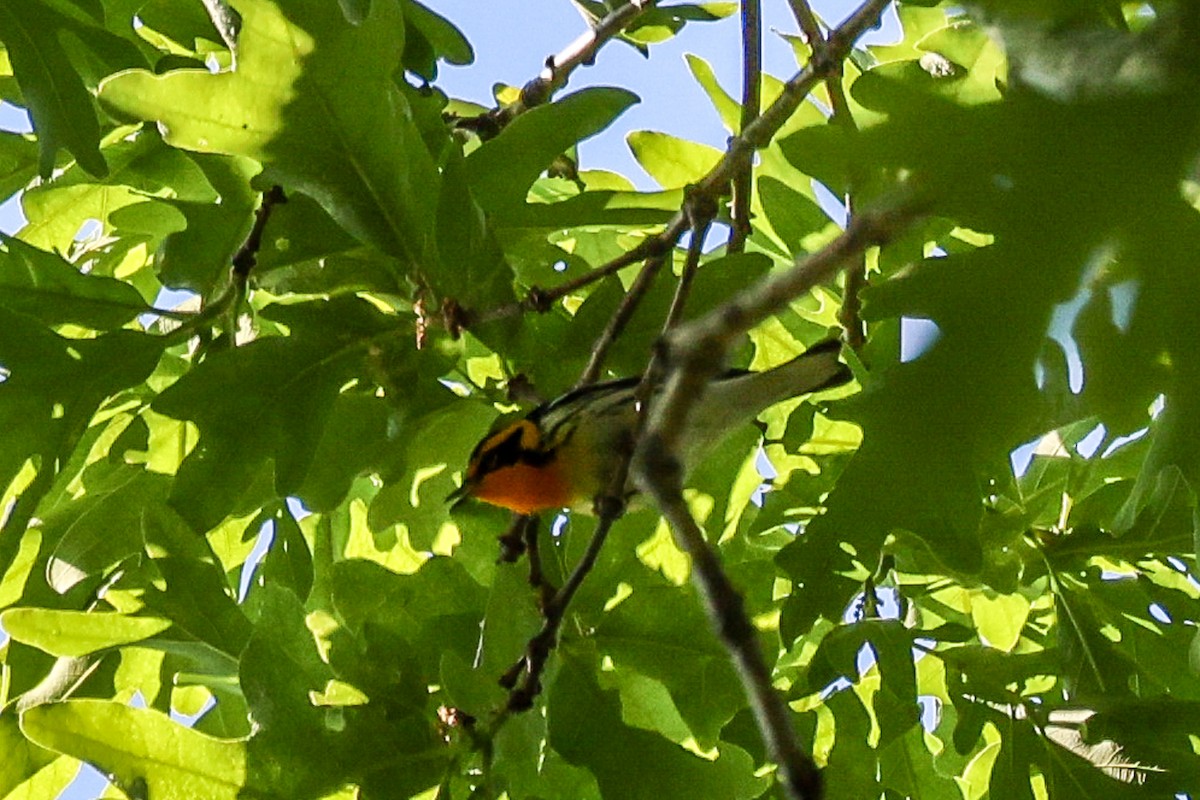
top-left (250, 191), bottom-right (385, 296)
top-left (17, 127), bottom-right (209, 250)
top-left (757, 176), bottom-right (832, 254)
top-left (880, 727), bottom-right (960, 799)
top-left (0, 234), bottom-right (148, 328)
top-left (819, 690), bottom-right (881, 800)
top-left (0, 755), bottom-right (80, 800)
top-left (0, 2), bottom-right (106, 177)
top-left (239, 584), bottom-right (344, 799)
top-left (594, 585), bottom-right (744, 747)
top-left (137, 505), bottom-right (253, 660)
top-left (566, 252), bottom-right (771, 381)
top-left (465, 87), bottom-right (639, 217)
top-left (259, 509), bottom-right (313, 601)
top-left (624, 3), bottom-right (735, 45)
top-left (20, 700), bottom-right (245, 799)
top-left (155, 153), bottom-right (259, 295)
top-left (42, 464), bottom-right (171, 593)
top-left (627, 130), bottom-right (723, 190)
top-left (429, 149), bottom-right (516, 310)
top-left (685, 54), bottom-right (740, 132)
top-left (0, 315), bottom-right (163, 570)
top-left (968, 590), bottom-right (1029, 653)
top-left (153, 296), bottom-right (398, 532)
top-left (0, 714), bottom-right (56, 798)
top-left (548, 651), bottom-right (769, 800)
top-left (400, 0), bottom-right (473, 78)
top-left (0, 130), bottom-right (38, 202)
top-left (473, 555), bottom-right (542, 678)
top-left (0, 608), bottom-right (170, 657)
top-left (100, 0), bottom-right (440, 261)
top-left (329, 557), bottom-right (486, 659)
top-left (1083, 698), bottom-right (1200, 793)
top-left (368, 400), bottom-right (497, 538)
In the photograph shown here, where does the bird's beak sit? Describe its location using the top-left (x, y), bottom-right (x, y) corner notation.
top-left (446, 481), bottom-right (472, 509)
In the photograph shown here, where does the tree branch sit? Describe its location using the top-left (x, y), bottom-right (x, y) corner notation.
top-left (633, 200), bottom-right (921, 800)
top-left (231, 185), bottom-right (286, 287)
top-left (646, 481), bottom-right (823, 798)
top-left (487, 5), bottom-right (901, 785)
top-left (643, 202), bottom-right (917, 458)
top-left (521, 0), bottom-right (659, 109)
top-left (501, 188), bottom-right (718, 713)
top-left (787, 0), bottom-right (824, 47)
top-left (201, 0), bottom-right (240, 53)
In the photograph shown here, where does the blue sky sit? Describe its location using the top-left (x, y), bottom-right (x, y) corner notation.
top-left (434, 0), bottom-right (898, 184)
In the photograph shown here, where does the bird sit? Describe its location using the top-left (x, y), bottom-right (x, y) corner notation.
top-left (448, 339), bottom-right (852, 515)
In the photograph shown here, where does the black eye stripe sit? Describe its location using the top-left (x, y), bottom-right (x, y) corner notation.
top-left (471, 422), bottom-right (558, 478)
top-left (480, 426), bottom-right (526, 473)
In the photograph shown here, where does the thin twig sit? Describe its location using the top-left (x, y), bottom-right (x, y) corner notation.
top-left (451, 0), bottom-right (661, 138)
top-left (788, 0), bottom-right (824, 46)
top-left (522, 0), bottom-right (659, 108)
top-left (470, 218), bottom-right (687, 327)
top-left (787, 0), bottom-right (867, 348)
top-left (522, 516), bottom-right (556, 610)
top-left (707, 0), bottom-right (890, 173)
top-left (728, 0), bottom-right (762, 254)
top-left (827, 71), bottom-right (867, 349)
top-left (575, 252), bottom-right (669, 388)
top-left (839, 244), bottom-right (867, 349)
top-left (231, 184), bottom-right (286, 286)
top-left (665, 191), bottom-right (717, 331)
top-left (503, 511), bottom-right (620, 711)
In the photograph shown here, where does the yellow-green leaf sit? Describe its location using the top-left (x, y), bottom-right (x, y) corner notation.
top-left (20, 700), bottom-right (245, 800)
top-left (0, 609), bottom-right (171, 657)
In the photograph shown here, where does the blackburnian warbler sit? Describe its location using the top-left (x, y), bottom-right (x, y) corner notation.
top-left (449, 339), bottom-right (852, 515)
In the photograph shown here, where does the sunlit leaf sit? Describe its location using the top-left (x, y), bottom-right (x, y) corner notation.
top-left (0, 608), bottom-right (171, 657)
top-left (100, 0), bottom-right (439, 260)
top-left (20, 700), bottom-right (245, 799)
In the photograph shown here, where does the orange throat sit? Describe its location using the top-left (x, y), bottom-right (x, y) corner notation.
top-left (473, 460), bottom-right (573, 515)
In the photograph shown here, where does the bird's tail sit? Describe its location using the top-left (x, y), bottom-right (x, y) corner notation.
top-left (683, 339), bottom-right (852, 458)
top-left (733, 338), bottom-right (852, 410)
